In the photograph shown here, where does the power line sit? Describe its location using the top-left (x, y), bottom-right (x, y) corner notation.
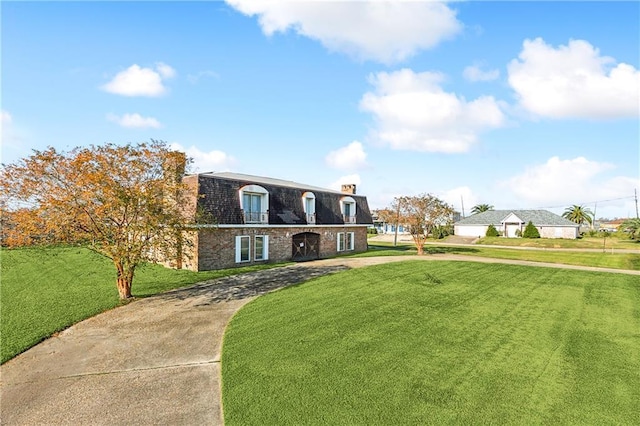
top-left (533, 196), bottom-right (636, 210)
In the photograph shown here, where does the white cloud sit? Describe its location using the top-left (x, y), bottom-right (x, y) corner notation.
top-left (155, 62), bottom-right (176, 79)
top-left (502, 156), bottom-right (638, 208)
top-left (328, 173), bottom-right (361, 192)
top-left (325, 141), bottom-right (367, 170)
top-left (225, 0), bottom-right (461, 63)
top-left (1, 110), bottom-right (12, 125)
top-left (107, 113), bottom-right (162, 129)
top-left (101, 63), bottom-right (176, 97)
top-left (439, 186), bottom-right (478, 214)
top-left (170, 143), bottom-right (237, 173)
top-left (463, 64), bottom-right (500, 82)
top-left (187, 70), bottom-right (219, 84)
top-left (0, 109), bottom-right (24, 150)
top-left (360, 68), bottom-right (505, 153)
top-left (508, 38), bottom-right (640, 119)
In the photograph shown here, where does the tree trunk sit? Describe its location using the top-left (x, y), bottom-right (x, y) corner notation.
top-left (115, 261), bottom-right (134, 299)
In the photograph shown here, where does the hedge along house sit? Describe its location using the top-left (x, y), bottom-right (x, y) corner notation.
top-left (176, 172), bottom-right (373, 271)
top-left (454, 210), bottom-right (580, 239)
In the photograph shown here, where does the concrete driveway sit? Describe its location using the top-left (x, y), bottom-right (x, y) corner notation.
top-left (1, 255), bottom-right (638, 425)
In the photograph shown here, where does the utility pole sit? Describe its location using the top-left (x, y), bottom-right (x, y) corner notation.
top-left (460, 195), bottom-right (465, 218)
top-left (635, 188), bottom-right (639, 219)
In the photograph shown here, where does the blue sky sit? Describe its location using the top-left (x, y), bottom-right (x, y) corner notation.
top-left (2, 1), bottom-right (639, 219)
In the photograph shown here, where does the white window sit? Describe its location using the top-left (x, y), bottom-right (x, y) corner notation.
top-left (337, 232), bottom-right (354, 252)
top-left (302, 191), bottom-right (316, 224)
top-left (340, 196), bottom-right (356, 224)
top-left (254, 235), bottom-right (269, 261)
top-left (235, 236), bottom-right (250, 263)
top-left (346, 232), bottom-right (354, 250)
top-left (239, 185), bottom-right (269, 223)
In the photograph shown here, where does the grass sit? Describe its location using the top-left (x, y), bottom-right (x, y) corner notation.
top-left (0, 246), bottom-right (288, 364)
top-left (222, 261), bottom-right (640, 425)
top-left (351, 242), bottom-right (640, 270)
top-left (476, 235), bottom-right (639, 249)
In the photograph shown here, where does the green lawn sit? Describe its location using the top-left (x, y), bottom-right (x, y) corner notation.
top-left (352, 242), bottom-right (640, 271)
top-left (222, 261), bottom-right (640, 425)
top-left (476, 235), bottom-right (639, 249)
top-left (0, 246), bottom-right (287, 363)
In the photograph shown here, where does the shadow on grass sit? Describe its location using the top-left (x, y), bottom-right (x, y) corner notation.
top-left (156, 265), bottom-right (350, 306)
top-left (424, 246), bottom-right (480, 254)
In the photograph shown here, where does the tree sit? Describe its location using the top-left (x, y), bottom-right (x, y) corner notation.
top-left (471, 204), bottom-right (493, 214)
top-left (620, 218), bottom-right (640, 240)
top-left (384, 194), bottom-right (454, 255)
top-left (522, 221), bottom-right (540, 238)
top-left (485, 224), bottom-right (499, 237)
top-left (562, 205), bottom-right (594, 228)
top-left (0, 140), bottom-right (194, 299)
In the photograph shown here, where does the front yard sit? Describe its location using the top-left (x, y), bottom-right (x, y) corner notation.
top-left (222, 261), bottom-right (640, 424)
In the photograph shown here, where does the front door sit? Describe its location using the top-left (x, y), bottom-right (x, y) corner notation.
top-left (292, 232), bottom-right (320, 261)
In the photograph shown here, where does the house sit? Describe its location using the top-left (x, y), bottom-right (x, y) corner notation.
top-left (454, 210), bottom-right (580, 239)
top-left (371, 210), bottom-right (410, 235)
top-left (175, 172), bottom-right (373, 271)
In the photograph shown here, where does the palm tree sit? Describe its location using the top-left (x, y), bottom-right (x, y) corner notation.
top-left (471, 204), bottom-right (493, 214)
top-left (562, 205), bottom-right (594, 227)
top-left (620, 218), bottom-right (640, 240)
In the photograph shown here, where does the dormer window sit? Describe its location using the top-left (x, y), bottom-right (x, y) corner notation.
top-left (239, 185), bottom-right (269, 224)
top-left (340, 196), bottom-right (357, 224)
top-left (302, 192), bottom-right (316, 224)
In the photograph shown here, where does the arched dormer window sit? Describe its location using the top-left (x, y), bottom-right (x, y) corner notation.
top-left (340, 196), bottom-right (356, 224)
top-left (239, 185), bottom-right (269, 224)
top-left (302, 192), bottom-right (316, 224)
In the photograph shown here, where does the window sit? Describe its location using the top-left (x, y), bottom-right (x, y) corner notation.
top-left (340, 196), bottom-right (356, 224)
top-left (236, 235), bottom-right (269, 262)
top-left (302, 192), bottom-right (316, 224)
top-left (239, 185), bottom-right (269, 223)
top-left (337, 232), bottom-right (355, 252)
top-left (255, 235), bottom-right (269, 261)
top-left (346, 232), bottom-right (354, 250)
top-left (235, 236), bottom-right (250, 263)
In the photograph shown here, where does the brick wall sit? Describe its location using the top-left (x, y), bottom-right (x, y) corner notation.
top-left (185, 225), bottom-right (368, 271)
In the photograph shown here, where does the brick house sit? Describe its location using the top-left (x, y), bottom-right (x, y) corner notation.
top-left (175, 172), bottom-right (373, 271)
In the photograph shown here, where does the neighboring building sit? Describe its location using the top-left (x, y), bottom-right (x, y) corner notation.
top-left (371, 210), bottom-right (461, 235)
top-left (371, 210), bottom-right (410, 235)
top-left (597, 219), bottom-right (627, 232)
top-left (454, 210), bottom-right (580, 239)
top-left (173, 172), bottom-right (373, 271)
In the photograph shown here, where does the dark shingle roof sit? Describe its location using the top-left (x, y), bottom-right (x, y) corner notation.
top-left (196, 172), bottom-right (373, 225)
top-left (455, 210), bottom-right (578, 227)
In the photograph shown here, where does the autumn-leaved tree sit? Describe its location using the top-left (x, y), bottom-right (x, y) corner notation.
top-left (385, 194), bottom-right (454, 255)
top-left (0, 140), bottom-right (193, 299)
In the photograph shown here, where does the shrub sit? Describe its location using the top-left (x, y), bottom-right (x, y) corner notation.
top-left (367, 227), bottom-right (378, 235)
top-left (515, 229), bottom-right (522, 238)
top-left (522, 221), bottom-right (540, 238)
top-left (485, 224), bottom-right (499, 237)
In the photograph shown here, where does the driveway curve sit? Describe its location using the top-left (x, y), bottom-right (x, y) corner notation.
top-left (1, 255), bottom-right (638, 425)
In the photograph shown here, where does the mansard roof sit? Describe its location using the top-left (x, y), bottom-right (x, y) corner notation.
top-left (194, 172), bottom-right (373, 225)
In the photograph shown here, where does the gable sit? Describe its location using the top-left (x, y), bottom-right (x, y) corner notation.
top-left (501, 212), bottom-right (524, 224)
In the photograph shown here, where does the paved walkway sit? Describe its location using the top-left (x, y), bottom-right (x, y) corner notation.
top-left (1, 255), bottom-right (638, 425)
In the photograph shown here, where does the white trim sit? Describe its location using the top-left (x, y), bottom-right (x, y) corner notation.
top-left (254, 235), bottom-right (269, 261)
top-left (235, 235), bottom-right (251, 263)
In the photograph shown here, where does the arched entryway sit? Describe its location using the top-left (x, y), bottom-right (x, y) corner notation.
top-left (292, 232), bottom-right (320, 261)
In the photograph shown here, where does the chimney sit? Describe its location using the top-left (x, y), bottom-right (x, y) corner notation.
top-left (341, 184), bottom-right (356, 195)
